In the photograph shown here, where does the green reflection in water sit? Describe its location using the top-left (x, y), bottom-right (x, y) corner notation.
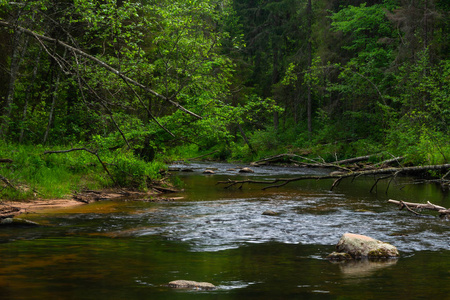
top-left (0, 169), bottom-right (449, 299)
top-left (1, 236), bottom-right (449, 300)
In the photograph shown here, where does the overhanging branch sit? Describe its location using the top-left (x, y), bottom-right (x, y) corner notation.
top-left (0, 20), bottom-right (202, 120)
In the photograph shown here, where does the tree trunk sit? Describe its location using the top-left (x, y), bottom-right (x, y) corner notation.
top-left (0, 20), bottom-right (201, 120)
top-left (43, 47), bottom-right (67, 144)
top-left (272, 44), bottom-right (280, 131)
top-left (306, 0), bottom-right (312, 135)
top-left (0, 30), bottom-right (22, 137)
top-left (20, 48), bottom-right (42, 143)
top-left (237, 122), bottom-right (256, 155)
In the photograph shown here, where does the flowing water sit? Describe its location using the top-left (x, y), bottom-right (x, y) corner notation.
top-left (0, 162), bottom-right (449, 299)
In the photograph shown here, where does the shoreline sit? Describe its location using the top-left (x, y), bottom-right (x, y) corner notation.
top-left (0, 188), bottom-right (168, 218)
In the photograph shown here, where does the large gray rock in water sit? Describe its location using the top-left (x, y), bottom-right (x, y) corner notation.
top-left (335, 233), bottom-right (399, 258)
top-left (168, 280), bottom-right (216, 290)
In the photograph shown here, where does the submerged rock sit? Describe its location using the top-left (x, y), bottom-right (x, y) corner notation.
top-left (168, 280), bottom-right (216, 290)
top-left (334, 233), bottom-right (399, 258)
top-left (0, 217), bottom-right (40, 227)
top-left (262, 210), bottom-right (280, 216)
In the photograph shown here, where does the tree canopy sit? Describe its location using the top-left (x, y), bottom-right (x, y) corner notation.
top-left (0, 0), bottom-right (449, 166)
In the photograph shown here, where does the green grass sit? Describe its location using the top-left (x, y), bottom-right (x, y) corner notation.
top-left (0, 142), bottom-right (167, 201)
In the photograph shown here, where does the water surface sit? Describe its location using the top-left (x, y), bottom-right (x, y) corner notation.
top-left (0, 162), bottom-right (449, 299)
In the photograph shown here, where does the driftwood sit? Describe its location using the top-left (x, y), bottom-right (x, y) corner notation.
top-left (43, 148), bottom-right (117, 185)
top-left (388, 199), bottom-right (449, 218)
top-left (333, 155), bottom-right (377, 165)
top-left (217, 164), bottom-right (450, 191)
top-left (375, 156), bottom-right (404, 167)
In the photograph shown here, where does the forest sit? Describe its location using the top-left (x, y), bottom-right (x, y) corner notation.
top-left (0, 0), bottom-right (449, 198)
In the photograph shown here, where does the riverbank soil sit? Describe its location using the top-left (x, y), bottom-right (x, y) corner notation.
top-left (0, 188), bottom-right (165, 217)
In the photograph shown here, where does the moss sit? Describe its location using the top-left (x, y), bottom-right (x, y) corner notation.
top-left (368, 248), bottom-right (393, 258)
top-left (327, 252), bottom-right (352, 261)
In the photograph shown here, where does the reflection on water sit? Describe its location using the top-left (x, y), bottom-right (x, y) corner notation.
top-left (333, 259), bottom-right (398, 278)
top-left (0, 162), bottom-right (449, 299)
top-left (134, 195), bottom-right (448, 252)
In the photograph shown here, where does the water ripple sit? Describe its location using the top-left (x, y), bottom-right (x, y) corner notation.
top-left (135, 197), bottom-right (450, 253)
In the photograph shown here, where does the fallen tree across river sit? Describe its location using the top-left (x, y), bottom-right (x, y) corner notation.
top-left (250, 153), bottom-right (404, 170)
top-left (217, 163), bottom-right (450, 191)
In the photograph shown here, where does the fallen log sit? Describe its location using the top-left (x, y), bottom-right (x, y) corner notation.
top-left (217, 164), bottom-right (450, 191)
top-left (388, 199), bottom-right (449, 218)
top-left (251, 153), bottom-right (401, 172)
top-left (250, 153), bottom-right (351, 171)
top-left (375, 156), bottom-right (404, 167)
top-left (333, 154), bottom-right (378, 165)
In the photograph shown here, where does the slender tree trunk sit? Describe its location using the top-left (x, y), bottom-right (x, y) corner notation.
top-left (0, 20), bottom-right (202, 120)
top-left (237, 121), bottom-right (255, 155)
top-left (306, 0), bottom-right (312, 135)
top-left (43, 48), bottom-right (67, 144)
top-left (272, 45), bottom-right (280, 131)
top-left (20, 48), bottom-right (42, 143)
top-left (0, 30), bottom-right (23, 137)
top-left (424, 0), bottom-right (428, 51)
top-left (43, 69), bottom-right (62, 144)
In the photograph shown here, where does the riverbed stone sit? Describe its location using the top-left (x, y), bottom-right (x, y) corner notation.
top-left (203, 169), bottom-right (215, 174)
top-left (335, 233), bottom-right (399, 258)
top-left (262, 210), bottom-right (280, 216)
top-left (0, 217), bottom-right (40, 227)
top-left (168, 280), bottom-right (216, 290)
top-left (239, 167), bottom-right (254, 173)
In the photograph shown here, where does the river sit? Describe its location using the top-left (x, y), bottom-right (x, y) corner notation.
top-left (0, 162), bottom-right (449, 299)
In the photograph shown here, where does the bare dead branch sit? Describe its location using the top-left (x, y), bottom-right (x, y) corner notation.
top-left (0, 20), bottom-right (202, 120)
top-left (217, 164), bottom-right (450, 191)
top-left (388, 199), bottom-right (448, 217)
top-left (251, 153), bottom-right (352, 171)
top-left (399, 200), bottom-right (421, 215)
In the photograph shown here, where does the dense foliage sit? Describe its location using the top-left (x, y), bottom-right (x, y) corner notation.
top-left (0, 0), bottom-right (449, 194)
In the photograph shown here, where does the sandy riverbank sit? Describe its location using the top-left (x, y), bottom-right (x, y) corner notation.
top-left (0, 188), bottom-right (169, 218)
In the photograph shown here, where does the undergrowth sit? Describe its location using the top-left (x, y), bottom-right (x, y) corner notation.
top-left (0, 142), bottom-right (167, 201)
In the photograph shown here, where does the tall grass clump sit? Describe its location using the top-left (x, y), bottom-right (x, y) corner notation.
top-left (0, 141), bottom-right (167, 201)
